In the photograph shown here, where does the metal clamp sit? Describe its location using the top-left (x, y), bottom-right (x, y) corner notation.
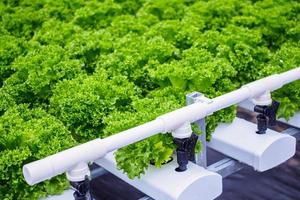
top-left (186, 92), bottom-right (208, 168)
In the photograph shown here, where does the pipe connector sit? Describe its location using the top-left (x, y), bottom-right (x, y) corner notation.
top-left (67, 163), bottom-right (92, 200)
top-left (242, 74), bottom-right (282, 97)
top-left (66, 162), bottom-right (90, 182)
top-left (171, 122), bottom-right (193, 139)
top-left (172, 122), bottom-right (199, 172)
top-left (252, 91), bottom-right (272, 106)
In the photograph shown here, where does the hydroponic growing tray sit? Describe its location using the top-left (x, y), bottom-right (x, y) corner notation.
top-left (41, 108), bottom-right (300, 200)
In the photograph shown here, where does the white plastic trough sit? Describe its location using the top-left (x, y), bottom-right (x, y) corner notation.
top-left (95, 152), bottom-right (222, 200)
top-left (208, 118), bottom-right (296, 171)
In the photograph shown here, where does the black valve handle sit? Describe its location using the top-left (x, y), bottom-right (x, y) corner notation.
top-left (254, 100), bottom-right (280, 134)
top-left (268, 101), bottom-right (280, 126)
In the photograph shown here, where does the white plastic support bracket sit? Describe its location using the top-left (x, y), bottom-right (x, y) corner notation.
top-left (186, 92), bottom-right (210, 168)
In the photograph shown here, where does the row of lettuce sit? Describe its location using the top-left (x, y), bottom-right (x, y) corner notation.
top-left (0, 0), bottom-right (299, 199)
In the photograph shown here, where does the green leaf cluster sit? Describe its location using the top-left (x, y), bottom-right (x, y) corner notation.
top-left (0, 105), bottom-right (75, 199)
top-left (103, 87), bottom-right (182, 178)
top-left (49, 70), bottom-right (138, 141)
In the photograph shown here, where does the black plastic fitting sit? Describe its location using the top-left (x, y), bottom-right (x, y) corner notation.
top-left (254, 101), bottom-right (280, 134)
top-left (70, 176), bottom-right (92, 200)
top-left (173, 133), bottom-right (199, 172)
top-left (256, 114), bottom-right (267, 134)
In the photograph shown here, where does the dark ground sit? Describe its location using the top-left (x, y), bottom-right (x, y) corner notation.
top-left (90, 109), bottom-right (300, 200)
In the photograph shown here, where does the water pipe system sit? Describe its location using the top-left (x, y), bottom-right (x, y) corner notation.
top-left (23, 67), bottom-right (300, 200)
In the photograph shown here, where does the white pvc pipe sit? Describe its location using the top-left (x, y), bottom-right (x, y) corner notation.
top-left (280, 67), bottom-right (300, 84)
top-left (104, 119), bottom-right (165, 151)
top-left (23, 120), bottom-right (164, 185)
top-left (23, 67), bottom-right (300, 185)
top-left (23, 139), bottom-right (107, 185)
top-left (159, 67), bottom-right (300, 130)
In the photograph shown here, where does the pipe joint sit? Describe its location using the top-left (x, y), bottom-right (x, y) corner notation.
top-left (242, 74), bottom-right (282, 98)
top-left (171, 122), bottom-right (193, 139)
top-left (172, 123), bottom-right (199, 172)
top-left (252, 91), bottom-right (272, 106)
top-left (66, 162), bottom-right (90, 182)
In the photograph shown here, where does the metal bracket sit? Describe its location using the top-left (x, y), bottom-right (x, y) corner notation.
top-left (138, 196), bottom-right (154, 200)
top-left (282, 127), bottom-right (300, 141)
top-left (207, 158), bottom-right (245, 178)
top-left (186, 92), bottom-right (245, 176)
top-left (282, 127), bottom-right (300, 136)
top-left (186, 92), bottom-right (208, 168)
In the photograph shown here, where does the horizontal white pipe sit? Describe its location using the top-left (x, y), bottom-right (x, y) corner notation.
top-left (158, 67), bottom-right (300, 130)
top-left (23, 120), bottom-right (164, 185)
top-left (280, 67), bottom-right (300, 84)
top-left (23, 67), bottom-right (300, 185)
top-left (104, 119), bottom-right (165, 151)
top-left (23, 138), bottom-right (107, 185)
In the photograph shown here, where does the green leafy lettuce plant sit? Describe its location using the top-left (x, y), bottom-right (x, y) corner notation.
top-left (0, 0), bottom-right (299, 198)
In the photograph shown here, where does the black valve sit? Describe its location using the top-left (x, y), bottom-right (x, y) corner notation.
top-left (254, 101), bottom-right (280, 134)
top-left (256, 114), bottom-right (268, 134)
top-left (173, 133), bottom-right (199, 172)
top-left (70, 176), bottom-right (93, 200)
